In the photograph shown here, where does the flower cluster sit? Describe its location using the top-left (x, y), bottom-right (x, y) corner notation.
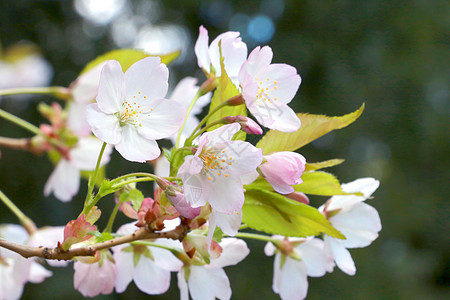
top-left (0, 25), bottom-right (381, 300)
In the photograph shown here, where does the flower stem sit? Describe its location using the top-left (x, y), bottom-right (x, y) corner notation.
top-left (104, 201), bottom-right (121, 233)
top-left (234, 232), bottom-right (276, 243)
top-left (109, 172), bottom-right (157, 185)
top-left (0, 86), bottom-right (71, 100)
top-left (0, 190), bottom-right (37, 234)
top-left (82, 142), bottom-right (107, 216)
top-left (184, 101), bottom-right (229, 145)
top-left (0, 108), bottom-right (40, 135)
top-left (175, 90), bottom-right (202, 149)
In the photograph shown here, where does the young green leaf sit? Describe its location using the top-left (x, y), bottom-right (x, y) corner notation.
top-left (294, 171), bottom-right (362, 196)
top-left (304, 159), bottom-right (345, 172)
top-left (206, 49), bottom-right (246, 141)
top-left (80, 49), bottom-right (180, 75)
top-left (242, 188), bottom-right (345, 239)
top-left (256, 104), bottom-right (365, 154)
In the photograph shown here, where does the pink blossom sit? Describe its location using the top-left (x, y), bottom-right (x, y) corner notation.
top-left (224, 115), bottom-right (263, 135)
top-left (259, 151), bottom-right (306, 194)
top-left (73, 250), bottom-right (117, 297)
top-left (265, 236), bottom-right (335, 300)
top-left (86, 57), bottom-right (186, 162)
top-left (178, 238), bottom-right (249, 300)
top-left (178, 123), bottom-right (263, 214)
top-left (319, 178), bottom-right (381, 275)
top-left (194, 26), bottom-right (247, 84)
top-left (238, 46), bottom-right (301, 132)
top-left (165, 184), bottom-right (201, 219)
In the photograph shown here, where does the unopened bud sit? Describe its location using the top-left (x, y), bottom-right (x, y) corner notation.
top-left (286, 192), bottom-right (310, 205)
top-left (223, 115), bottom-right (263, 135)
top-left (225, 94), bottom-right (245, 106)
top-left (199, 77), bottom-right (218, 95)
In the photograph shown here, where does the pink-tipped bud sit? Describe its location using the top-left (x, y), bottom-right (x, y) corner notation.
top-left (286, 192), bottom-right (310, 205)
top-left (225, 94), bottom-right (245, 106)
top-left (199, 77), bottom-right (218, 95)
top-left (165, 185), bottom-right (201, 219)
top-left (223, 115), bottom-right (263, 135)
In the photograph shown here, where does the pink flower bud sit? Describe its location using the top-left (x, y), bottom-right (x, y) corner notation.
top-left (223, 115), bottom-right (263, 135)
top-left (259, 151), bottom-right (306, 194)
top-left (225, 94), bottom-right (245, 106)
top-left (61, 214), bottom-right (98, 251)
top-left (286, 192), bottom-right (310, 205)
top-left (165, 185), bottom-right (201, 219)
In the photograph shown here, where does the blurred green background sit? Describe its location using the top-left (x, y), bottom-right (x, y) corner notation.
top-left (0, 0), bottom-right (448, 299)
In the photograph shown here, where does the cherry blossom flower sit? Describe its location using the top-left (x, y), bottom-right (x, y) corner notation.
top-left (194, 26), bottom-right (247, 84)
top-left (238, 46), bottom-right (301, 132)
top-left (265, 236), bottom-right (335, 300)
top-left (86, 57), bottom-right (186, 162)
top-left (168, 77), bottom-right (211, 145)
top-left (44, 136), bottom-right (112, 202)
top-left (67, 62), bottom-right (106, 136)
top-left (178, 123), bottom-right (263, 214)
top-left (0, 224), bottom-right (53, 300)
top-left (177, 238), bottom-right (249, 300)
top-left (113, 222), bottom-right (183, 295)
top-left (73, 250), bottom-right (117, 297)
top-left (27, 226), bottom-right (67, 267)
top-left (259, 151), bottom-right (306, 194)
top-left (319, 178), bottom-right (381, 275)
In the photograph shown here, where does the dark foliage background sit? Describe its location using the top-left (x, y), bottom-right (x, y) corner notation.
top-left (0, 0), bottom-right (448, 299)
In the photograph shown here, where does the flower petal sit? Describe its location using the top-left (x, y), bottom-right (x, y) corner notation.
top-left (177, 268), bottom-right (190, 300)
top-left (325, 236), bottom-right (356, 275)
top-left (206, 175), bottom-right (245, 214)
top-left (86, 103), bottom-right (122, 144)
top-left (277, 255), bottom-right (309, 300)
top-left (137, 98), bottom-right (186, 140)
top-left (96, 60), bottom-right (124, 114)
top-left (125, 57), bottom-right (168, 101)
top-left (213, 238), bottom-right (249, 268)
top-left (44, 160), bottom-right (80, 202)
top-left (296, 237), bottom-right (334, 277)
top-left (194, 26), bottom-right (211, 73)
top-left (70, 137), bottom-right (112, 170)
top-left (113, 247), bottom-right (134, 293)
top-left (134, 257), bottom-right (171, 295)
top-left (223, 140), bottom-right (263, 176)
top-left (189, 266), bottom-right (231, 300)
top-left (265, 63), bottom-right (301, 104)
top-left (115, 126), bottom-right (160, 162)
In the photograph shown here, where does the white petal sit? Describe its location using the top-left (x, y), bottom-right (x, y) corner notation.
top-left (71, 62), bottom-right (105, 104)
top-left (189, 266), bottom-right (231, 300)
top-left (113, 248), bottom-right (134, 293)
top-left (0, 260), bottom-right (26, 300)
top-left (277, 256), bottom-right (309, 300)
top-left (264, 241), bottom-right (277, 256)
top-left (202, 123), bottom-right (241, 144)
top-left (115, 126), bottom-right (160, 162)
top-left (330, 202), bottom-right (381, 248)
top-left (44, 160), bottom-right (80, 202)
top-left (151, 239), bottom-right (184, 271)
top-left (179, 172), bottom-right (209, 208)
top-left (206, 175), bottom-right (245, 214)
top-left (325, 236), bottom-right (356, 275)
top-left (137, 98), bottom-right (186, 140)
top-left (250, 101), bottom-right (300, 132)
top-left (86, 103), bottom-right (122, 144)
top-left (194, 26), bottom-right (211, 73)
top-left (27, 262), bottom-right (52, 283)
top-left (223, 141), bottom-right (263, 176)
top-left (243, 46), bottom-right (273, 78)
top-left (296, 238), bottom-right (334, 277)
top-left (209, 31), bottom-right (243, 77)
top-left (209, 211), bottom-right (242, 237)
top-left (66, 102), bottom-right (91, 136)
top-left (177, 268), bottom-right (190, 300)
top-left (125, 57), bottom-right (168, 100)
top-left (96, 60), bottom-right (124, 113)
top-left (70, 137), bottom-right (112, 170)
top-left (134, 257), bottom-right (171, 294)
top-left (265, 63), bottom-right (301, 104)
top-left (341, 177), bottom-right (380, 198)
top-left (213, 238), bottom-right (249, 268)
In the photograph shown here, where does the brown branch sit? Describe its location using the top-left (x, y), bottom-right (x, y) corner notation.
top-left (0, 136), bottom-right (44, 155)
top-left (0, 223), bottom-right (189, 261)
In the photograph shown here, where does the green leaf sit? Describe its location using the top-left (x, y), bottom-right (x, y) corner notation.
top-left (243, 188), bottom-right (345, 239)
top-left (119, 188), bottom-right (144, 211)
top-left (304, 159), bottom-right (345, 172)
top-left (256, 104), bottom-right (365, 154)
top-left (206, 48), bottom-right (246, 141)
top-left (80, 49), bottom-right (180, 75)
top-left (294, 171), bottom-right (362, 196)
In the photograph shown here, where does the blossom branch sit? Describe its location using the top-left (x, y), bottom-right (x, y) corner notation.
top-left (0, 222), bottom-right (190, 261)
top-left (0, 86), bottom-right (71, 100)
top-left (0, 136), bottom-right (44, 155)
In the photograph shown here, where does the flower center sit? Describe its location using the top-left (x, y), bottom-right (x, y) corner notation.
top-left (256, 77), bottom-right (279, 103)
top-left (117, 97), bottom-right (152, 127)
top-left (199, 147), bottom-right (233, 180)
